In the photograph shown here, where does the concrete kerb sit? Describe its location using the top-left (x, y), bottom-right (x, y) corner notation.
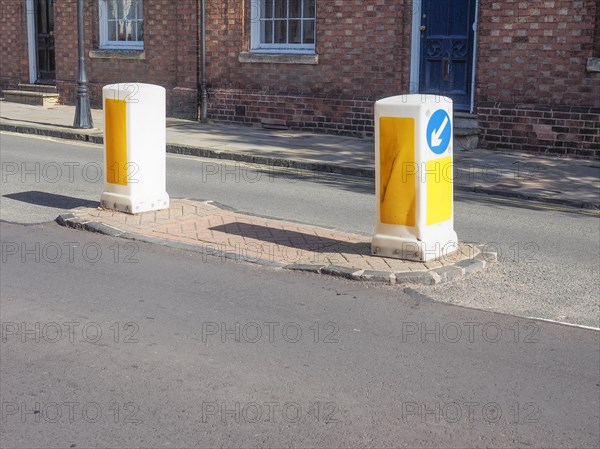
top-left (3, 121), bottom-right (598, 210)
top-left (55, 208), bottom-right (497, 286)
top-left (457, 185), bottom-right (600, 211)
top-left (0, 122), bottom-right (103, 144)
top-left (167, 144), bottom-right (376, 177)
top-left (0, 122), bottom-right (374, 178)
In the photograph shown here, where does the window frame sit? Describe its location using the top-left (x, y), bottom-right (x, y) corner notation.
top-left (250, 0), bottom-right (316, 54)
top-left (99, 0), bottom-right (144, 51)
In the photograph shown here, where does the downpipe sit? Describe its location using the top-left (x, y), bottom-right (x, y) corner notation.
top-left (200, 0), bottom-right (208, 122)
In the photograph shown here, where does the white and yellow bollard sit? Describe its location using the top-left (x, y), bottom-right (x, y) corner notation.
top-left (372, 95), bottom-right (458, 262)
top-left (100, 83), bottom-right (170, 214)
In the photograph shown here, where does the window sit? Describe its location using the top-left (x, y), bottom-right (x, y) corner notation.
top-left (251, 0), bottom-right (316, 53)
top-left (99, 0), bottom-right (144, 50)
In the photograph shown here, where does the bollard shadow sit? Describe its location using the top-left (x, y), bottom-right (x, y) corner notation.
top-left (209, 222), bottom-right (370, 256)
top-left (3, 191), bottom-right (99, 210)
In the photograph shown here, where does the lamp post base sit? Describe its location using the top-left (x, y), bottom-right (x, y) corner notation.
top-left (74, 86), bottom-right (93, 129)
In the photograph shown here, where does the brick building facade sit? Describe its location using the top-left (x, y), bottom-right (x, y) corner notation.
top-left (1, 0), bottom-right (599, 157)
top-left (475, 0), bottom-right (600, 157)
top-left (1, 0), bottom-right (199, 117)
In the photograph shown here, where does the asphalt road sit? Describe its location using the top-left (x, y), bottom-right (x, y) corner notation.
top-left (1, 222), bottom-right (599, 448)
top-left (1, 132), bottom-right (599, 327)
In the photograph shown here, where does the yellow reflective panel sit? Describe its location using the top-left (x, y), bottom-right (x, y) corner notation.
top-left (380, 117), bottom-right (416, 226)
top-left (105, 99), bottom-right (128, 185)
top-left (426, 156), bottom-right (453, 225)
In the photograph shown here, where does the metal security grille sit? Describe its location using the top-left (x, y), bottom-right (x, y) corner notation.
top-left (35, 0), bottom-right (55, 82)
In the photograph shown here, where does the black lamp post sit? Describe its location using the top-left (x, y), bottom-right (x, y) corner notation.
top-left (73, 0), bottom-right (93, 129)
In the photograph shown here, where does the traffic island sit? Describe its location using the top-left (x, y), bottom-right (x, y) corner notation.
top-left (56, 199), bottom-right (497, 286)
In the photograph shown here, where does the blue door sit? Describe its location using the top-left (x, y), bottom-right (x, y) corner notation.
top-left (419, 0), bottom-right (476, 110)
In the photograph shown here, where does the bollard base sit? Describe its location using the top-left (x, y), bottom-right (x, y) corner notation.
top-left (371, 232), bottom-right (459, 262)
top-left (101, 192), bottom-right (170, 215)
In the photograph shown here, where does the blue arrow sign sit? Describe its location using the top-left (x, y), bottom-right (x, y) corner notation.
top-left (427, 110), bottom-right (452, 155)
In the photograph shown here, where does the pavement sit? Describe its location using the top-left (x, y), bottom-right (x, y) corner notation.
top-left (1, 102), bottom-right (599, 209)
top-left (57, 199), bottom-right (495, 286)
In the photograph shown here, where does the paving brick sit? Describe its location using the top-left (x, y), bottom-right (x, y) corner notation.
top-left (284, 264), bottom-right (326, 273)
top-left (87, 223), bottom-right (123, 237)
top-left (321, 266), bottom-right (364, 280)
top-left (58, 199), bottom-right (483, 284)
top-left (360, 271), bottom-right (396, 284)
top-left (395, 271), bottom-right (439, 286)
top-left (476, 252), bottom-right (499, 264)
top-left (432, 266), bottom-right (464, 283)
top-left (455, 258), bottom-right (487, 275)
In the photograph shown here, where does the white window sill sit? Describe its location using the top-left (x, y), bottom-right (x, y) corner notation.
top-left (90, 49), bottom-right (146, 60)
top-left (239, 52), bottom-right (318, 65)
top-left (587, 57), bottom-right (600, 73)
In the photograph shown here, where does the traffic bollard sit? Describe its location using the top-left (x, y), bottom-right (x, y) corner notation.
top-left (100, 83), bottom-right (170, 214)
top-left (372, 95), bottom-right (458, 261)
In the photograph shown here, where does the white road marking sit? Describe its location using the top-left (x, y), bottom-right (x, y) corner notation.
top-left (526, 316), bottom-right (599, 331)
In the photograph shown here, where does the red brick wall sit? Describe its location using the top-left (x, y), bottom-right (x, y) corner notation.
top-left (209, 88), bottom-right (375, 135)
top-left (204, 0), bottom-right (414, 136)
top-left (476, 0), bottom-right (600, 156)
top-left (0, 0), bottom-right (29, 91)
top-left (53, 0), bottom-right (199, 118)
top-left (478, 103), bottom-right (600, 157)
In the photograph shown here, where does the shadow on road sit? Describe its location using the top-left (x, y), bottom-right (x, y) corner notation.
top-left (3, 191), bottom-right (99, 210)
